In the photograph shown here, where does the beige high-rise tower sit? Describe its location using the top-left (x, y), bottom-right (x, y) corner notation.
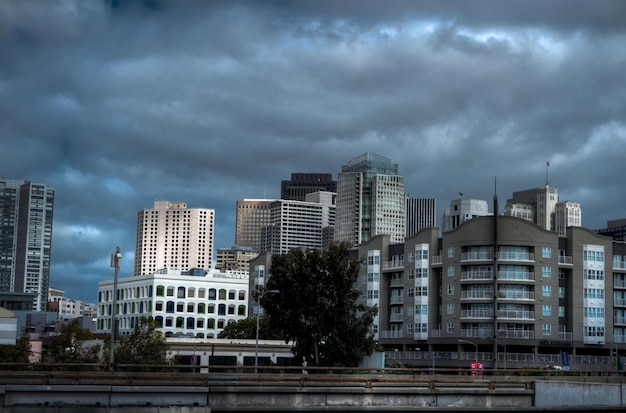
top-left (134, 200), bottom-right (214, 276)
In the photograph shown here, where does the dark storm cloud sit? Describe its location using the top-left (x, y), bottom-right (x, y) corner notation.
top-left (1, 0), bottom-right (624, 301)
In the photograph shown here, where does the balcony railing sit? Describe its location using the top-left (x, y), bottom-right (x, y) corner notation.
top-left (497, 310), bottom-right (534, 320)
top-left (558, 255), bottom-right (573, 265)
top-left (461, 328), bottom-right (493, 338)
top-left (498, 329), bottom-right (534, 339)
top-left (497, 291), bottom-right (535, 300)
top-left (615, 317), bottom-right (626, 325)
top-left (431, 256), bottom-right (442, 265)
top-left (389, 296), bottom-right (404, 305)
top-left (558, 331), bottom-right (573, 341)
top-left (461, 252), bottom-right (494, 261)
top-left (389, 279), bottom-right (404, 288)
top-left (389, 313), bottom-right (404, 322)
top-left (461, 291), bottom-right (494, 300)
top-left (383, 260), bottom-right (404, 270)
top-left (498, 271), bottom-right (535, 281)
top-left (460, 271), bottom-right (494, 281)
top-left (616, 298), bottom-right (626, 306)
top-left (461, 309), bottom-right (494, 319)
top-left (380, 330), bottom-right (405, 339)
top-left (498, 252), bottom-right (535, 261)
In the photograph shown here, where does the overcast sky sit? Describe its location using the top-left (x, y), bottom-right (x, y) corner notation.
top-left (2, 0), bottom-right (625, 303)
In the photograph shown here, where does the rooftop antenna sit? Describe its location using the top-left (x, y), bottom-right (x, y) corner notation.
top-left (546, 161), bottom-right (550, 185)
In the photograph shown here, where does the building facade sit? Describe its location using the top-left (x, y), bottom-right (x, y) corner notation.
top-left (0, 179), bottom-right (54, 312)
top-left (442, 198), bottom-right (491, 232)
top-left (335, 153), bottom-right (405, 246)
top-left (356, 215), bottom-right (626, 370)
top-left (216, 246), bottom-right (259, 273)
top-left (96, 268), bottom-right (249, 338)
top-left (595, 219), bottom-right (626, 242)
top-left (235, 199), bottom-right (275, 252)
top-left (280, 173), bottom-right (337, 201)
top-left (134, 200), bottom-right (214, 276)
top-left (405, 197), bottom-right (436, 238)
top-left (555, 201), bottom-right (582, 236)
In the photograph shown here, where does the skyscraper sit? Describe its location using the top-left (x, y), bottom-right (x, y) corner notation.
top-left (280, 173), bottom-right (337, 201)
top-left (134, 200), bottom-right (214, 276)
top-left (335, 153), bottom-right (405, 245)
top-left (0, 179), bottom-right (54, 311)
top-left (235, 199), bottom-right (276, 252)
top-left (442, 198), bottom-right (491, 232)
top-left (405, 197), bottom-right (436, 237)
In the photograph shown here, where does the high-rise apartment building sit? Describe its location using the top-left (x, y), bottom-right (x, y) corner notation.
top-left (280, 173), bottom-right (337, 201)
top-left (442, 198), bottom-right (491, 232)
top-left (335, 153), bottom-right (405, 246)
top-left (235, 199), bottom-right (276, 252)
top-left (261, 193), bottom-right (335, 254)
top-left (134, 200), bottom-right (214, 276)
top-left (0, 179), bottom-right (54, 312)
top-left (405, 197), bottom-right (436, 237)
top-left (596, 219), bottom-right (626, 241)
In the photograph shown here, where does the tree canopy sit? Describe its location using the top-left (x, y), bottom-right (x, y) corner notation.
top-left (217, 315), bottom-right (282, 340)
top-left (107, 317), bottom-right (167, 369)
top-left (262, 242), bottom-right (377, 367)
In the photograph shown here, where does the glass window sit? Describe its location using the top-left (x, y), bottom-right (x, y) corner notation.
top-left (558, 287), bottom-right (565, 298)
top-left (542, 247), bottom-right (551, 258)
top-left (542, 285), bottom-right (551, 297)
top-left (448, 247), bottom-right (455, 258)
top-left (542, 305), bottom-right (551, 316)
top-left (447, 285), bottom-right (455, 295)
top-left (542, 266), bottom-right (551, 277)
top-left (558, 306), bottom-right (565, 317)
top-left (166, 287), bottom-right (174, 297)
top-left (447, 322), bottom-right (454, 333)
top-left (448, 266), bottom-right (455, 277)
top-left (542, 324), bottom-right (552, 335)
top-left (447, 303), bottom-right (455, 314)
top-left (177, 287), bottom-right (185, 298)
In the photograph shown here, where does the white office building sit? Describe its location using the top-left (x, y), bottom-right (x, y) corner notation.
top-left (96, 268), bottom-right (249, 338)
top-left (442, 198), bottom-right (491, 232)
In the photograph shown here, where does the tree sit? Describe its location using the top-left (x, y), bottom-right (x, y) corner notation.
top-left (218, 315), bottom-right (283, 340)
top-left (107, 317), bottom-right (167, 370)
top-left (262, 242), bottom-right (377, 367)
top-left (0, 337), bottom-right (32, 369)
top-left (44, 319), bottom-right (101, 367)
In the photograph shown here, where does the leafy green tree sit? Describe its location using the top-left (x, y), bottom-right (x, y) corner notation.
top-left (107, 317), bottom-right (167, 370)
top-left (262, 242), bottom-right (377, 367)
top-left (0, 337), bottom-right (32, 369)
top-left (218, 315), bottom-right (282, 339)
top-left (45, 319), bottom-right (101, 367)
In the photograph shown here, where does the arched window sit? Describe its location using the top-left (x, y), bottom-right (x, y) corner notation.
top-left (238, 290), bottom-right (246, 300)
top-left (156, 285), bottom-right (165, 297)
top-left (228, 290), bottom-right (236, 300)
top-left (167, 286), bottom-right (175, 297)
top-left (198, 303), bottom-right (206, 314)
top-left (208, 304), bottom-right (215, 314)
top-left (155, 316), bottom-right (164, 328)
top-left (218, 304), bottom-right (226, 315)
top-left (165, 317), bottom-right (174, 327)
top-left (139, 302), bottom-right (144, 313)
top-left (207, 318), bottom-right (215, 329)
top-left (196, 318), bottom-right (204, 329)
top-left (148, 285), bottom-right (153, 297)
top-left (186, 317), bottom-right (195, 329)
top-left (228, 304), bottom-right (235, 315)
top-left (208, 289), bottom-right (217, 300)
top-left (176, 302), bottom-right (184, 312)
top-left (217, 319), bottom-right (225, 329)
top-left (238, 305), bottom-right (246, 316)
top-left (177, 286), bottom-right (186, 298)
top-left (176, 317), bottom-right (184, 328)
top-left (166, 301), bottom-right (175, 313)
top-left (218, 289), bottom-right (227, 300)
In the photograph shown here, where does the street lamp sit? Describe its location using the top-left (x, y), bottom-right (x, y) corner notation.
top-left (491, 338), bottom-right (507, 371)
top-left (459, 339), bottom-right (478, 362)
top-left (255, 289), bottom-right (279, 374)
top-left (108, 246), bottom-right (121, 372)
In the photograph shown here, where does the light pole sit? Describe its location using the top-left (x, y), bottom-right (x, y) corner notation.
top-left (490, 338), bottom-right (507, 371)
top-left (459, 339), bottom-right (478, 362)
top-left (108, 246), bottom-right (121, 372)
top-left (255, 289), bottom-right (279, 374)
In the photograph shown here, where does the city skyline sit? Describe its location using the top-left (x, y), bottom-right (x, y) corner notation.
top-left (1, 1), bottom-right (625, 302)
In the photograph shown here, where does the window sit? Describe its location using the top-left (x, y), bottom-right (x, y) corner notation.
top-left (408, 288), bottom-right (414, 297)
top-left (238, 305), bottom-right (246, 316)
top-left (218, 304), bottom-right (226, 315)
top-left (407, 323), bottom-right (414, 333)
top-left (238, 290), bottom-right (246, 300)
top-left (166, 301), bottom-right (175, 313)
top-left (558, 287), bottom-right (565, 298)
top-left (416, 305), bottom-right (428, 315)
top-left (447, 303), bottom-right (455, 314)
top-left (407, 270), bottom-right (414, 279)
top-left (407, 251), bottom-right (414, 262)
top-left (228, 304), bottom-right (235, 315)
top-left (177, 287), bottom-right (185, 298)
top-left (416, 286), bottom-right (428, 296)
top-left (218, 289), bottom-right (227, 300)
top-left (176, 302), bottom-right (184, 312)
top-left (156, 285), bottom-right (165, 297)
top-left (542, 247), bottom-right (551, 259)
top-left (447, 266), bottom-right (455, 277)
top-left (367, 290), bottom-right (379, 299)
top-left (447, 285), bottom-right (455, 295)
top-left (187, 303), bottom-right (194, 313)
top-left (584, 288), bottom-right (604, 299)
top-left (208, 289), bottom-right (216, 300)
top-left (542, 305), bottom-right (551, 316)
top-left (448, 247), bottom-right (455, 258)
top-left (367, 272), bottom-right (380, 282)
top-left (186, 317), bottom-right (194, 329)
top-left (228, 290), bottom-right (236, 300)
top-left (542, 324), bottom-right (552, 335)
top-left (542, 266), bottom-right (551, 277)
top-left (198, 289), bottom-right (206, 298)
top-left (542, 285), bottom-right (551, 297)
top-left (155, 302), bottom-right (163, 312)
top-left (188, 288), bottom-right (195, 298)
top-left (208, 304), bottom-right (215, 314)
top-left (166, 286), bottom-right (174, 297)
top-left (447, 322), bottom-right (454, 333)
top-left (197, 303), bottom-right (206, 314)
top-left (584, 269), bottom-right (604, 280)
top-left (416, 268), bottom-right (428, 278)
top-left (558, 306), bottom-right (565, 317)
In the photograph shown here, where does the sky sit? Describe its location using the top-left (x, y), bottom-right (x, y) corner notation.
top-left (1, 0), bottom-right (625, 303)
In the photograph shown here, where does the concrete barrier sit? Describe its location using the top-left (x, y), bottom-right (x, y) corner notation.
top-left (534, 380), bottom-right (624, 408)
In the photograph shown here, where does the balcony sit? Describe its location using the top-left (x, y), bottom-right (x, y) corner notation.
top-left (383, 260), bottom-right (404, 270)
top-left (389, 313), bottom-right (404, 322)
top-left (460, 271), bottom-right (494, 281)
top-left (497, 310), bottom-right (534, 320)
top-left (431, 256), bottom-right (442, 265)
top-left (558, 331), bottom-right (573, 341)
top-left (389, 278), bottom-right (404, 288)
top-left (497, 291), bottom-right (535, 300)
top-left (389, 296), bottom-right (404, 305)
top-left (461, 328), bottom-right (493, 338)
top-left (430, 329), bottom-right (442, 338)
top-left (615, 298), bottom-right (626, 306)
top-left (498, 329), bottom-right (535, 339)
top-left (380, 330), bottom-right (405, 339)
top-left (615, 317), bottom-right (626, 325)
top-left (498, 252), bottom-right (534, 261)
top-left (461, 291), bottom-right (494, 300)
top-left (498, 271), bottom-right (535, 281)
top-left (461, 252), bottom-right (494, 262)
top-left (558, 255), bottom-right (573, 265)
top-left (461, 309), bottom-right (494, 319)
